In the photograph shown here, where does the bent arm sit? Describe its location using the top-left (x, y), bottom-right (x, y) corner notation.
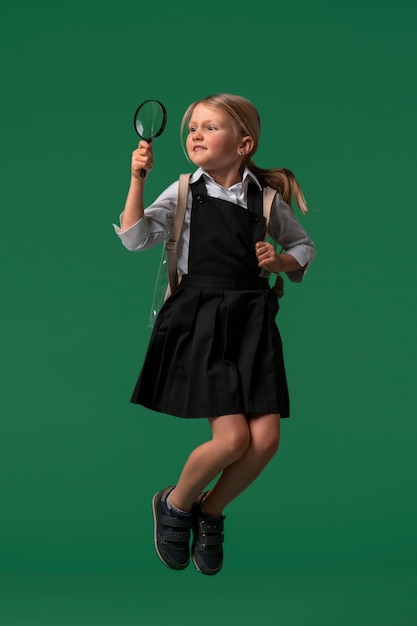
top-left (256, 244), bottom-right (305, 273)
top-left (268, 195), bottom-right (316, 282)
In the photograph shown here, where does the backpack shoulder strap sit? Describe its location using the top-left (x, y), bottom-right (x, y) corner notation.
top-left (263, 186), bottom-right (276, 228)
top-left (263, 186), bottom-right (285, 298)
top-left (165, 173), bottom-right (192, 294)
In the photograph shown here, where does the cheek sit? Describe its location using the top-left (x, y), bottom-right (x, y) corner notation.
top-left (185, 135), bottom-right (193, 154)
top-left (185, 135), bottom-right (191, 156)
top-left (206, 136), bottom-right (222, 152)
top-left (186, 137), bottom-right (199, 164)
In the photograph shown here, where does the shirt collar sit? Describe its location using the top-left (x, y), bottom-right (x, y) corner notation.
top-left (190, 167), bottom-right (262, 191)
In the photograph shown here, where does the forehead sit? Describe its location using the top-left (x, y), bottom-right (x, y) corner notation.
top-left (189, 103), bottom-right (232, 124)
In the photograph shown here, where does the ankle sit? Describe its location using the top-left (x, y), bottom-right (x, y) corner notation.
top-left (201, 493), bottom-right (223, 518)
top-left (168, 489), bottom-right (192, 514)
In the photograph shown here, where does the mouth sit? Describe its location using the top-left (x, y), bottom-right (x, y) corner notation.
top-left (193, 145), bottom-right (206, 152)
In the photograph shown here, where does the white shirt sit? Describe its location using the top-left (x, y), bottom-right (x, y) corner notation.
top-left (113, 167), bottom-right (316, 282)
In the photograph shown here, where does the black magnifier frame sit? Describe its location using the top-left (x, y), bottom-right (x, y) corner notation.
top-left (133, 100), bottom-right (167, 178)
top-left (133, 99), bottom-right (167, 139)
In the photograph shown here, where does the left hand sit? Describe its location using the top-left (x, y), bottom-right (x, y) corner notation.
top-left (255, 241), bottom-right (279, 271)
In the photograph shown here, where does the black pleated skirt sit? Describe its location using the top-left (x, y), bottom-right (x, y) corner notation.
top-left (131, 274), bottom-right (290, 418)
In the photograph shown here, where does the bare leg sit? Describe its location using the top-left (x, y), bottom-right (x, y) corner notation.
top-left (202, 413), bottom-right (280, 516)
top-left (169, 413), bottom-right (251, 512)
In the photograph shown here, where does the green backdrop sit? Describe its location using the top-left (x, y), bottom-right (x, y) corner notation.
top-left (1, 0), bottom-right (416, 624)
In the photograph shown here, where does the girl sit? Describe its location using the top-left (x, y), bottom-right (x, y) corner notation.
top-left (114, 94), bottom-right (316, 575)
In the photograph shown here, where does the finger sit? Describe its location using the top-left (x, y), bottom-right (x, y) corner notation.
top-left (257, 244), bottom-right (271, 254)
top-left (135, 144), bottom-right (152, 156)
top-left (132, 145), bottom-right (153, 163)
top-left (256, 242), bottom-right (272, 254)
top-left (138, 139), bottom-right (152, 150)
top-left (132, 151), bottom-right (153, 165)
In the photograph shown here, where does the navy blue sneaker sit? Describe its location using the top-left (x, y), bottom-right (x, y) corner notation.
top-left (152, 487), bottom-right (193, 570)
top-left (192, 493), bottom-right (225, 575)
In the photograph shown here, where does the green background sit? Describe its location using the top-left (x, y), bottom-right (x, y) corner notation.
top-left (1, 0), bottom-right (416, 624)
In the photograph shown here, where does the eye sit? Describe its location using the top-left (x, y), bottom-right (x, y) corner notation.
top-left (207, 125), bottom-right (216, 131)
top-left (188, 127), bottom-right (196, 133)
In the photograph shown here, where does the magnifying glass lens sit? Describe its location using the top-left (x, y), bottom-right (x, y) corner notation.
top-left (133, 100), bottom-right (167, 178)
top-left (133, 100), bottom-right (167, 141)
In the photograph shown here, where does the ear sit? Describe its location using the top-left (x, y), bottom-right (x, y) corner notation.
top-left (238, 135), bottom-right (254, 157)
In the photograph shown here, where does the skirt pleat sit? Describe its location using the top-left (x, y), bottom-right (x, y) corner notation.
top-left (131, 275), bottom-right (290, 418)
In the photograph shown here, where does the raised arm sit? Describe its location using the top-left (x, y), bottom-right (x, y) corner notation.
top-left (121, 140), bottom-right (154, 231)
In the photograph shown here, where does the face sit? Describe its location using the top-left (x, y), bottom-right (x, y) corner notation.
top-left (186, 104), bottom-right (252, 181)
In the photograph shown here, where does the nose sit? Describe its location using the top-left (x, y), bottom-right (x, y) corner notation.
top-left (192, 127), bottom-right (203, 140)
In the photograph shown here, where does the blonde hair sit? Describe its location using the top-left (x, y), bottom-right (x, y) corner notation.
top-left (181, 93), bottom-right (308, 213)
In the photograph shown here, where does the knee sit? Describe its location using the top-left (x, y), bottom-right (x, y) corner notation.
top-left (252, 429), bottom-right (280, 462)
top-left (222, 427), bottom-right (251, 463)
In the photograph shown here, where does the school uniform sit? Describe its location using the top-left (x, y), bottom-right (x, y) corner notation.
top-left (114, 168), bottom-right (316, 419)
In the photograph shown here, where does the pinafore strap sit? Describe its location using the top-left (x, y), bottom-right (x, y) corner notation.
top-left (165, 174), bottom-right (282, 297)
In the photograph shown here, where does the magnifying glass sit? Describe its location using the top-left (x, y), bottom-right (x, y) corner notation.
top-left (133, 99), bottom-right (167, 178)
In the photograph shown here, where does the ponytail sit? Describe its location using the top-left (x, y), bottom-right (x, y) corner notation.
top-left (248, 161), bottom-right (308, 214)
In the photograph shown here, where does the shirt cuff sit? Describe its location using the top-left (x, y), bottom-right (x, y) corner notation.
top-left (112, 213), bottom-right (149, 250)
top-left (284, 245), bottom-right (316, 283)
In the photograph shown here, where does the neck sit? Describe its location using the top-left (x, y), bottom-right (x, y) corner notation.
top-left (206, 166), bottom-right (245, 189)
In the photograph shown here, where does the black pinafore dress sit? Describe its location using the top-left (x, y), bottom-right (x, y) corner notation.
top-left (131, 178), bottom-right (290, 418)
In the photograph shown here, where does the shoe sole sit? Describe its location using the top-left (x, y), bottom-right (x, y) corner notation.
top-left (192, 551), bottom-right (222, 575)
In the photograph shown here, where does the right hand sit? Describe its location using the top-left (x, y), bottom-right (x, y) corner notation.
top-left (131, 140), bottom-right (154, 180)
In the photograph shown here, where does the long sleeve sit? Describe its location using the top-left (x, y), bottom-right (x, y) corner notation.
top-left (112, 180), bottom-right (179, 250)
top-left (113, 169), bottom-right (316, 281)
top-left (267, 194), bottom-right (316, 282)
